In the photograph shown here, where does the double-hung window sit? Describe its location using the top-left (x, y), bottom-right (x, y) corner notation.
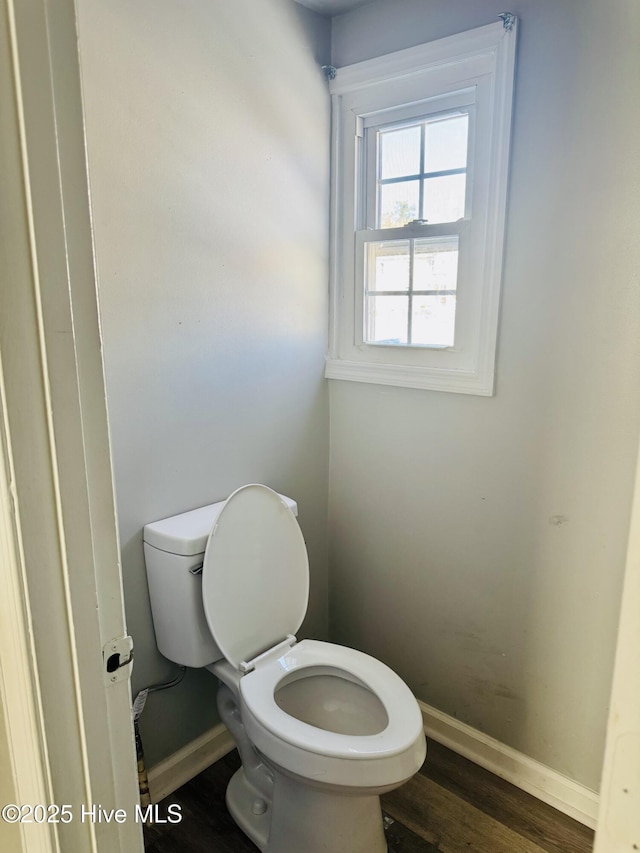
top-left (326, 19), bottom-right (518, 395)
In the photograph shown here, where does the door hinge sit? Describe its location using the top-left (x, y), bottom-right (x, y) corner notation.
top-left (103, 636), bottom-right (134, 686)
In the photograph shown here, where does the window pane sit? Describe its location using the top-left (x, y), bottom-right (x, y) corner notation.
top-left (367, 240), bottom-right (410, 292)
top-left (423, 173), bottom-right (466, 223)
top-left (412, 294), bottom-right (456, 347)
top-left (365, 295), bottom-right (408, 344)
top-left (413, 236), bottom-right (459, 293)
top-left (379, 181), bottom-right (419, 228)
top-left (379, 125), bottom-right (421, 179)
top-left (425, 114), bottom-right (468, 172)
top-left (413, 238), bottom-right (458, 345)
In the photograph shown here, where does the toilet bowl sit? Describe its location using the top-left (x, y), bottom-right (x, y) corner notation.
top-left (143, 484), bottom-right (426, 853)
top-left (238, 638), bottom-right (424, 790)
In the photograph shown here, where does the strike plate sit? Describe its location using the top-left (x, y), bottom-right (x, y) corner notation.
top-left (103, 636), bottom-right (134, 686)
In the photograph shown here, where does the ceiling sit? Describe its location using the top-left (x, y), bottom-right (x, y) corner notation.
top-left (294, 0), bottom-right (373, 17)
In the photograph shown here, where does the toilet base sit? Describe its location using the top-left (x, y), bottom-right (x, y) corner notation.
top-left (226, 767), bottom-right (271, 850)
top-left (226, 763), bottom-right (388, 853)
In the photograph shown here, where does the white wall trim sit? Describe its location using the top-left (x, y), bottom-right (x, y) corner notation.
top-left (0, 365), bottom-right (54, 853)
top-left (148, 723), bottom-right (235, 804)
top-left (419, 701), bottom-right (599, 829)
top-left (0, 1), bottom-right (141, 849)
top-left (147, 704), bottom-right (598, 829)
top-left (329, 21), bottom-right (508, 95)
top-left (325, 358), bottom-right (493, 396)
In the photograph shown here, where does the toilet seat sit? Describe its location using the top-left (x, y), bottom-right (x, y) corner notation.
top-left (201, 484), bottom-right (309, 669)
top-left (240, 639), bottom-right (424, 760)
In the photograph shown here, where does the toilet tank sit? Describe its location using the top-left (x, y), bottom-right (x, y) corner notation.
top-left (143, 493), bottom-right (298, 668)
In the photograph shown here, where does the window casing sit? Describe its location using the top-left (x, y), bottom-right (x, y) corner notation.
top-left (326, 20), bottom-right (518, 395)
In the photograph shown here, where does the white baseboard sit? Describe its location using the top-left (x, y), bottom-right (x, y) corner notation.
top-left (146, 704), bottom-right (599, 830)
top-left (419, 701), bottom-right (599, 829)
top-left (147, 722), bottom-right (235, 804)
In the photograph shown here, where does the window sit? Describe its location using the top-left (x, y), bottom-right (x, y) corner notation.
top-left (360, 103), bottom-right (471, 350)
top-left (326, 19), bottom-right (518, 395)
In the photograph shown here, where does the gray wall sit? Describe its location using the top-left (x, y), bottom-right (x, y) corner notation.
top-left (329, 0), bottom-right (640, 789)
top-left (77, 0), bottom-right (640, 792)
top-left (77, 0), bottom-right (331, 766)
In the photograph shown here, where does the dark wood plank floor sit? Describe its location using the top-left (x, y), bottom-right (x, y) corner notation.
top-left (144, 741), bottom-right (594, 853)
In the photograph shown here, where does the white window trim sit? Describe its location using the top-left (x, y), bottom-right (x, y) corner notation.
top-left (326, 19), bottom-right (518, 395)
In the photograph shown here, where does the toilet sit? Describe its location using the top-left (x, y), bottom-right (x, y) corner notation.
top-left (143, 484), bottom-right (426, 853)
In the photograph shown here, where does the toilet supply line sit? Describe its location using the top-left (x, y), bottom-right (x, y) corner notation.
top-left (132, 666), bottom-right (186, 809)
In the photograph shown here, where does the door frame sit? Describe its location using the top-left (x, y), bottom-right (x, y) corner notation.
top-left (594, 441), bottom-right (640, 849)
top-left (0, 1), bottom-right (142, 850)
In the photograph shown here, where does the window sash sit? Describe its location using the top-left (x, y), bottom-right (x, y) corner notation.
top-left (355, 222), bottom-right (468, 349)
top-left (364, 103), bottom-right (475, 231)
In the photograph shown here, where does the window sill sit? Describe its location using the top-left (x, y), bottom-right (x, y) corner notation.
top-left (325, 357), bottom-right (494, 396)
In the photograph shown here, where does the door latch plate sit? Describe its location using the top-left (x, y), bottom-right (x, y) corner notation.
top-left (103, 636), bottom-right (134, 685)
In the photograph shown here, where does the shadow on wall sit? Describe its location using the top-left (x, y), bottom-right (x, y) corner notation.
top-left (77, 0), bottom-right (331, 768)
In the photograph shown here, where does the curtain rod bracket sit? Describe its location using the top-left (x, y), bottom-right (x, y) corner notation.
top-left (498, 12), bottom-right (516, 31)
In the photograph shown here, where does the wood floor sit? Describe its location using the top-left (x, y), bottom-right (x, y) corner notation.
top-left (144, 741), bottom-right (594, 853)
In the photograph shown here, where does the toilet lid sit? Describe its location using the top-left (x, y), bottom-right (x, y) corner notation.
top-left (201, 484), bottom-right (309, 670)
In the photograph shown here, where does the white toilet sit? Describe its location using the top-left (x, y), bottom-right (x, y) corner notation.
top-left (143, 484), bottom-right (426, 853)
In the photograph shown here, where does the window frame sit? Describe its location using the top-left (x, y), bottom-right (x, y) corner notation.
top-left (326, 19), bottom-right (518, 395)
